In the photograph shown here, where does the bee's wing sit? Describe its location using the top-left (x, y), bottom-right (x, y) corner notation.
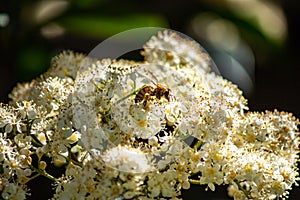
top-left (135, 67), bottom-right (158, 85)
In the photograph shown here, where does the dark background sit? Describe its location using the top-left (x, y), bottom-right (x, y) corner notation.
top-left (1, 0), bottom-right (299, 199)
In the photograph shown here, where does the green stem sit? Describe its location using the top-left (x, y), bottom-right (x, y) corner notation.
top-left (115, 86), bottom-right (145, 104)
top-left (234, 179), bottom-right (251, 199)
top-left (27, 173), bottom-right (40, 182)
top-left (193, 140), bottom-right (203, 150)
top-left (81, 151), bottom-right (89, 162)
top-left (61, 151), bottom-right (83, 167)
top-left (29, 164), bottom-right (57, 182)
top-left (26, 118), bottom-right (44, 147)
top-left (189, 179), bottom-right (201, 185)
top-left (31, 134), bottom-right (44, 147)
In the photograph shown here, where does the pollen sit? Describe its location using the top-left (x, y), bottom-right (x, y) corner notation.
top-left (138, 120), bottom-right (147, 128)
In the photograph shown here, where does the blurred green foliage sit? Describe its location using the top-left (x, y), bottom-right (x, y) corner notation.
top-left (1, 0), bottom-right (288, 84)
top-left (57, 13), bottom-right (167, 38)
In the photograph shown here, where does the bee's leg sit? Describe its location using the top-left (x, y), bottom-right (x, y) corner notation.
top-left (143, 94), bottom-right (151, 111)
top-left (169, 94), bottom-right (176, 101)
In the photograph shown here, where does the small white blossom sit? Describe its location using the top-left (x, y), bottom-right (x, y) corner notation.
top-left (101, 145), bottom-right (152, 173)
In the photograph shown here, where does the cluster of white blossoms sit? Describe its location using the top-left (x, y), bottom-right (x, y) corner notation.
top-left (1, 30), bottom-right (299, 199)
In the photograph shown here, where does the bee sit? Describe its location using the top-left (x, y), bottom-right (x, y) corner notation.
top-left (134, 85), bottom-right (155, 104)
top-left (134, 83), bottom-right (174, 109)
top-left (153, 83), bottom-right (173, 102)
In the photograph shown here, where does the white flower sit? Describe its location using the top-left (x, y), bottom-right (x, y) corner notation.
top-left (1, 30), bottom-right (299, 200)
top-left (199, 164), bottom-right (223, 191)
top-left (101, 146), bottom-right (152, 173)
top-left (143, 30), bottom-right (212, 73)
top-left (1, 182), bottom-right (27, 200)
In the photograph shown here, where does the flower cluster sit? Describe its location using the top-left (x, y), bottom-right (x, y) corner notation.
top-left (1, 30), bottom-right (299, 200)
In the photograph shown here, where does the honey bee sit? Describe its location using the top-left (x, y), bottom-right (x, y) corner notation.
top-left (153, 83), bottom-right (173, 102)
top-left (134, 83), bottom-right (174, 109)
top-left (134, 85), bottom-right (155, 103)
